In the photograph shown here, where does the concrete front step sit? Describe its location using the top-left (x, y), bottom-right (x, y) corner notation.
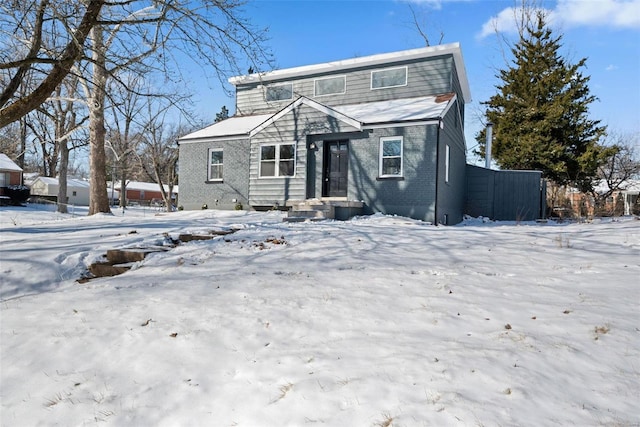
top-left (285, 199), bottom-right (364, 221)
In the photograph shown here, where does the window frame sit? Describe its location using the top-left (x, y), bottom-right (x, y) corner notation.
top-left (265, 83), bottom-right (293, 102)
top-left (314, 75), bottom-right (346, 97)
top-left (378, 136), bottom-right (404, 178)
top-left (259, 142), bottom-right (296, 178)
top-left (371, 66), bottom-right (408, 90)
top-left (445, 144), bottom-right (451, 183)
top-left (207, 148), bottom-right (224, 182)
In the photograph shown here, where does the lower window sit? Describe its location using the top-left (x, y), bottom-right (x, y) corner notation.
top-left (208, 148), bottom-right (223, 181)
top-left (260, 143), bottom-right (295, 177)
top-left (379, 136), bottom-right (403, 177)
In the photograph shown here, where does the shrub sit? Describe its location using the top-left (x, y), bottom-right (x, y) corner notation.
top-left (4, 185), bottom-right (30, 205)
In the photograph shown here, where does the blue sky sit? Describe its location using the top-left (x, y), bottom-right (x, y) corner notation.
top-left (188, 0), bottom-right (640, 159)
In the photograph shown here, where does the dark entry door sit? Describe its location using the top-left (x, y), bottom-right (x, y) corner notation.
top-left (323, 140), bottom-right (348, 197)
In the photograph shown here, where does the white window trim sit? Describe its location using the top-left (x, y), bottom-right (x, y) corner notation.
top-left (313, 75), bottom-right (346, 97)
top-left (208, 148), bottom-right (223, 181)
top-left (259, 142), bottom-right (297, 178)
top-left (371, 66), bottom-right (408, 90)
top-left (265, 83), bottom-right (293, 102)
top-left (445, 144), bottom-right (451, 183)
top-left (379, 136), bottom-right (404, 178)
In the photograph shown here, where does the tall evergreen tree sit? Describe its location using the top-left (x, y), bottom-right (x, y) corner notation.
top-left (477, 12), bottom-right (610, 193)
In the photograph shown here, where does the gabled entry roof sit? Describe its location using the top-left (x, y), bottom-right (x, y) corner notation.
top-left (249, 96), bottom-right (363, 137)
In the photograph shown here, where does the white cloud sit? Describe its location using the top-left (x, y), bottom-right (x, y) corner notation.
top-left (477, 0), bottom-right (640, 39)
top-left (402, 0), bottom-right (474, 11)
top-left (555, 0), bottom-right (640, 29)
top-left (605, 64), bottom-right (619, 71)
top-left (477, 7), bottom-right (523, 39)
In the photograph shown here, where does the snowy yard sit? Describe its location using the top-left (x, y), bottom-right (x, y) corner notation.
top-left (1, 205), bottom-right (639, 426)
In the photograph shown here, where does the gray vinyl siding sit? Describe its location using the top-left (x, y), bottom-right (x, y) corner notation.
top-left (435, 100), bottom-right (466, 225)
top-left (178, 139), bottom-right (250, 210)
top-left (236, 55), bottom-right (455, 115)
top-left (248, 104), bottom-right (360, 206)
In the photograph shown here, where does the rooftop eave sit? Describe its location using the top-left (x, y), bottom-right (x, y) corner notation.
top-left (178, 134), bottom-right (250, 144)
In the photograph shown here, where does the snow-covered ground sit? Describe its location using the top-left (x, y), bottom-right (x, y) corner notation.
top-left (1, 204), bottom-right (638, 426)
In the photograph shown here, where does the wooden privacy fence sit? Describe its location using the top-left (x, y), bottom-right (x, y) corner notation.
top-left (465, 165), bottom-right (545, 221)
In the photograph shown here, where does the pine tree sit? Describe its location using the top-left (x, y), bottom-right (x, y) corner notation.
top-left (477, 13), bottom-right (610, 193)
top-left (215, 106), bottom-right (229, 123)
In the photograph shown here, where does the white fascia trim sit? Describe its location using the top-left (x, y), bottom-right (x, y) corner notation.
top-left (250, 97), bottom-right (362, 137)
top-left (440, 93), bottom-right (457, 118)
top-left (178, 135), bottom-right (249, 144)
top-left (363, 119), bottom-right (440, 130)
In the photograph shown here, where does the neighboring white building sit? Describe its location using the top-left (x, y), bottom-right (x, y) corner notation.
top-left (30, 177), bottom-right (91, 206)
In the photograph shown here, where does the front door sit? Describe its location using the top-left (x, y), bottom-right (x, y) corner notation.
top-left (323, 140), bottom-right (348, 197)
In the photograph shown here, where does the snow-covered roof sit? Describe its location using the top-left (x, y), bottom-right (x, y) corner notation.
top-left (179, 114), bottom-right (272, 142)
top-left (114, 181), bottom-right (178, 193)
top-left (182, 94), bottom-right (456, 141)
top-left (334, 94), bottom-right (455, 125)
top-left (35, 177), bottom-right (90, 188)
top-left (0, 153), bottom-right (22, 172)
top-left (594, 179), bottom-right (640, 194)
top-left (229, 43), bottom-right (471, 103)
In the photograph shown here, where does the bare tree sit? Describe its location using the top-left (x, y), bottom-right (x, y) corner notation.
top-left (407, 4), bottom-right (444, 47)
top-left (137, 113), bottom-right (183, 212)
top-left (593, 132), bottom-right (640, 213)
top-left (0, 0), bottom-right (104, 127)
top-left (0, 123), bottom-right (21, 159)
top-left (53, 77), bottom-right (89, 213)
top-left (105, 75), bottom-right (149, 208)
top-left (3, 0), bottom-right (272, 216)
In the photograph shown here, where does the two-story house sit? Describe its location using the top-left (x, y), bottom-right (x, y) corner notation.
top-left (178, 43), bottom-right (471, 224)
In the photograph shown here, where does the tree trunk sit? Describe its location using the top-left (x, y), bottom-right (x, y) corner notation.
top-left (88, 26), bottom-right (111, 215)
top-left (19, 116), bottom-right (27, 169)
top-left (57, 140), bottom-right (69, 213)
top-left (119, 175), bottom-right (127, 208)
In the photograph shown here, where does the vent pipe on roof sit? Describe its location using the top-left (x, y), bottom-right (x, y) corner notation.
top-left (485, 122), bottom-right (493, 169)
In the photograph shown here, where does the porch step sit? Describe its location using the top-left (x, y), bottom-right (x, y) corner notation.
top-left (284, 199), bottom-right (364, 221)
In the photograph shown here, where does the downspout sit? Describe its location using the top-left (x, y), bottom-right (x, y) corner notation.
top-left (434, 118), bottom-right (442, 225)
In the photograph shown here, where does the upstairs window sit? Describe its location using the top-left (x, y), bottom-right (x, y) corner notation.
top-left (208, 148), bottom-right (223, 181)
top-left (379, 136), bottom-right (403, 177)
top-left (371, 66), bottom-right (407, 90)
top-left (260, 143), bottom-right (296, 177)
top-left (314, 76), bottom-right (346, 97)
top-left (266, 83), bottom-right (293, 102)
